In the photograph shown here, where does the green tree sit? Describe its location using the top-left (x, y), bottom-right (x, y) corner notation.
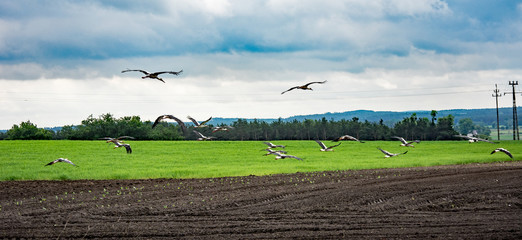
top-left (6, 121), bottom-right (53, 140)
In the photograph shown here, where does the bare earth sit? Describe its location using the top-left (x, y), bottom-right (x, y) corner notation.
top-left (1, 161), bottom-right (521, 239)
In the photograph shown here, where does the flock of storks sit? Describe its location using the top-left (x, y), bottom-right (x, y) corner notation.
top-left (45, 68), bottom-right (514, 167)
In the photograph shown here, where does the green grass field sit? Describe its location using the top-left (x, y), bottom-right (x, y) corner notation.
top-left (0, 140), bottom-right (520, 181)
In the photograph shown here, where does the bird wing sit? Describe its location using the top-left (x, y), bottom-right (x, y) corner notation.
top-left (167, 116), bottom-right (186, 132)
top-left (492, 148), bottom-right (513, 158)
top-left (187, 116), bottom-right (200, 126)
top-left (62, 159), bottom-right (77, 166)
top-left (477, 138), bottom-right (496, 144)
top-left (116, 136), bottom-right (135, 140)
top-left (152, 115), bottom-right (168, 128)
top-left (454, 134), bottom-right (472, 140)
top-left (377, 148), bottom-right (393, 156)
top-left (45, 159), bottom-right (59, 166)
top-left (281, 86), bottom-right (299, 94)
top-left (154, 70), bottom-right (183, 76)
top-left (328, 142), bottom-right (342, 149)
top-left (121, 69), bottom-right (149, 75)
top-left (123, 144), bottom-right (132, 154)
top-left (263, 142), bottom-right (275, 147)
top-left (285, 155), bottom-right (303, 161)
top-left (199, 116), bottom-right (212, 125)
top-left (315, 140), bottom-right (327, 149)
top-left (193, 130), bottom-right (205, 138)
top-left (99, 137), bottom-right (115, 140)
top-left (392, 136), bottom-right (407, 144)
top-left (303, 80), bottom-right (327, 87)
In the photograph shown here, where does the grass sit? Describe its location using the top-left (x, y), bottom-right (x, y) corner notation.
top-left (0, 140), bottom-right (520, 181)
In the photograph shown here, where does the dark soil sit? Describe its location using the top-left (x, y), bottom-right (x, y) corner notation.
top-left (1, 161), bottom-right (521, 239)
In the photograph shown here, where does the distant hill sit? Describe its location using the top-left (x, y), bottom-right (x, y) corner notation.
top-left (211, 107), bottom-right (520, 127)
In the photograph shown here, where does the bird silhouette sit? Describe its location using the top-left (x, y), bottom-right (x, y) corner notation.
top-left (193, 130), bottom-right (216, 141)
top-left (152, 115), bottom-right (187, 133)
top-left (267, 151), bottom-right (303, 161)
top-left (377, 148), bottom-right (408, 158)
top-left (332, 135), bottom-right (365, 143)
top-left (263, 142), bottom-right (285, 149)
top-left (315, 140), bottom-right (341, 151)
top-left (187, 116), bottom-right (212, 128)
top-left (45, 158), bottom-right (78, 167)
top-left (121, 69), bottom-right (183, 83)
top-left (490, 148), bottom-right (513, 158)
top-left (391, 136), bottom-right (419, 147)
top-left (281, 80), bottom-right (327, 94)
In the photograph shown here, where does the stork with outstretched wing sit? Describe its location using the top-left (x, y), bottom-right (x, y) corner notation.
top-left (121, 69), bottom-right (183, 83)
top-left (281, 80), bottom-right (327, 94)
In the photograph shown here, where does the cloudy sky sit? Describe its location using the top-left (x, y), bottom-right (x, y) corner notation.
top-left (1, 0), bottom-right (521, 129)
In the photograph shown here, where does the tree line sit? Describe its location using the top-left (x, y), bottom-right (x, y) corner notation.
top-left (2, 111), bottom-right (482, 141)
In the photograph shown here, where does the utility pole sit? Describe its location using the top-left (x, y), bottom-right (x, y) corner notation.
top-left (504, 81), bottom-right (520, 140)
top-left (492, 84), bottom-right (502, 140)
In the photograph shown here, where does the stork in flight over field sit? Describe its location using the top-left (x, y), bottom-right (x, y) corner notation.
top-left (315, 140), bottom-right (341, 151)
top-left (121, 69), bottom-right (183, 83)
top-left (392, 136), bottom-right (420, 147)
top-left (490, 148), bottom-right (513, 159)
top-left (45, 158), bottom-right (78, 167)
top-left (263, 142), bottom-right (285, 149)
top-left (267, 151), bottom-right (303, 161)
top-left (152, 115), bottom-right (187, 133)
top-left (193, 130), bottom-right (216, 141)
top-left (453, 134), bottom-right (496, 144)
top-left (332, 135), bottom-right (365, 143)
top-left (378, 148), bottom-right (408, 158)
top-left (113, 141), bottom-right (132, 154)
top-left (281, 80), bottom-right (327, 94)
top-left (187, 116), bottom-right (212, 128)
top-left (212, 125), bottom-right (235, 133)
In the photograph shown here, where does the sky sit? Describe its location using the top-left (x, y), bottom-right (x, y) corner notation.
top-left (1, 0), bottom-right (522, 129)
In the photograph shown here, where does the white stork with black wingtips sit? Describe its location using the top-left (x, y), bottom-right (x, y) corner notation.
top-left (392, 136), bottom-right (419, 147)
top-left (315, 140), bottom-right (341, 151)
top-left (490, 148), bottom-right (513, 158)
top-left (193, 130), bottom-right (216, 141)
top-left (377, 148), bottom-right (408, 158)
top-left (45, 158), bottom-right (78, 167)
top-left (152, 115), bottom-right (187, 133)
top-left (187, 116), bottom-right (212, 128)
top-left (268, 151), bottom-right (303, 161)
top-left (332, 135), bottom-right (365, 143)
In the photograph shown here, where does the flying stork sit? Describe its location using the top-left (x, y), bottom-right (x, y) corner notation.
top-left (392, 136), bottom-right (420, 147)
top-left (453, 134), bottom-right (496, 144)
top-left (45, 158), bottom-right (78, 167)
top-left (193, 130), bottom-right (216, 141)
top-left (332, 135), bottom-right (365, 143)
top-left (377, 148), bottom-right (408, 158)
top-left (121, 69), bottom-right (183, 83)
top-left (187, 116), bottom-right (212, 128)
top-left (113, 141), bottom-right (132, 154)
top-left (267, 151), bottom-right (303, 161)
top-left (490, 148), bottom-right (513, 158)
top-left (281, 80), bottom-right (327, 94)
top-left (152, 115), bottom-right (187, 133)
top-left (315, 140), bottom-right (341, 151)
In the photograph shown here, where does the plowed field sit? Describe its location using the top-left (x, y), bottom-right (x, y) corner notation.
top-left (1, 161), bottom-right (521, 239)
